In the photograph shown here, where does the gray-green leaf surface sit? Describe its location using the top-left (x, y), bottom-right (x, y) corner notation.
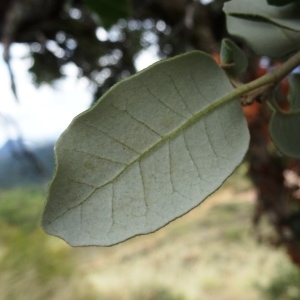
top-left (224, 0), bottom-right (300, 57)
top-left (42, 51), bottom-right (249, 246)
top-left (270, 74), bottom-right (300, 158)
top-left (288, 73), bottom-right (300, 110)
top-left (224, 0), bottom-right (300, 31)
top-left (270, 112), bottom-right (300, 158)
top-left (220, 38), bottom-right (248, 77)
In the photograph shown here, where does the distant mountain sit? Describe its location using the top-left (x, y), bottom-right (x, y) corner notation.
top-left (0, 139), bottom-right (55, 188)
top-left (0, 139), bottom-right (18, 158)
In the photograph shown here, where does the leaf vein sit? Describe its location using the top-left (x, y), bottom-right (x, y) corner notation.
top-left (189, 70), bottom-right (209, 105)
top-left (183, 132), bottom-right (208, 183)
top-left (84, 122), bottom-right (140, 155)
top-left (61, 147), bottom-right (126, 166)
top-left (203, 118), bottom-right (219, 163)
top-left (146, 87), bottom-right (187, 119)
top-left (167, 73), bottom-right (193, 115)
top-left (112, 103), bottom-right (163, 138)
top-left (139, 161), bottom-right (148, 211)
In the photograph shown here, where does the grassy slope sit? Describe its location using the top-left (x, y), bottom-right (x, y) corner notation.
top-left (0, 171), bottom-right (299, 300)
top-left (77, 189), bottom-right (293, 300)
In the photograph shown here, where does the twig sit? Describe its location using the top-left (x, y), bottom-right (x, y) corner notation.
top-left (222, 50), bottom-right (300, 106)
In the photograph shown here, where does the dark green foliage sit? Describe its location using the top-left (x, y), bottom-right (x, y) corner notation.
top-left (29, 51), bottom-right (64, 86)
top-left (83, 0), bottom-right (131, 29)
top-left (261, 265), bottom-right (300, 299)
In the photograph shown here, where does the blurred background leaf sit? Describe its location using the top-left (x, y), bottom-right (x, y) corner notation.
top-left (267, 0), bottom-right (300, 7)
top-left (83, 0), bottom-right (131, 29)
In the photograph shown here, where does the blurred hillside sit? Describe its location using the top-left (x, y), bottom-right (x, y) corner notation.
top-left (0, 185), bottom-right (299, 300)
top-left (0, 140), bottom-right (55, 187)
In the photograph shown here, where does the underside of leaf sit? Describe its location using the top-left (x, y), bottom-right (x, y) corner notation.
top-left (224, 0), bottom-right (300, 31)
top-left (270, 112), bottom-right (300, 159)
top-left (226, 15), bottom-right (300, 57)
top-left (220, 38), bottom-right (248, 76)
top-left (42, 51), bottom-right (249, 246)
top-left (224, 0), bottom-right (300, 57)
top-left (270, 74), bottom-right (300, 159)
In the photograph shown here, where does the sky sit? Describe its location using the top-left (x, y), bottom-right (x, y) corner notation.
top-left (0, 43), bottom-right (159, 149)
top-left (0, 44), bottom-right (92, 148)
top-left (0, 0), bottom-right (215, 149)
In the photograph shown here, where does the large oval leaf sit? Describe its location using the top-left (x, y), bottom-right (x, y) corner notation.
top-left (42, 51), bottom-right (249, 246)
top-left (224, 0), bottom-right (300, 31)
top-left (270, 112), bottom-right (300, 158)
top-left (226, 15), bottom-right (300, 57)
top-left (270, 74), bottom-right (300, 158)
top-left (288, 73), bottom-right (300, 110)
top-left (224, 0), bottom-right (300, 57)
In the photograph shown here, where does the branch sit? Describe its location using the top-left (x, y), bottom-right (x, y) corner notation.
top-left (214, 50), bottom-right (300, 110)
top-left (235, 50), bottom-right (300, 100)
